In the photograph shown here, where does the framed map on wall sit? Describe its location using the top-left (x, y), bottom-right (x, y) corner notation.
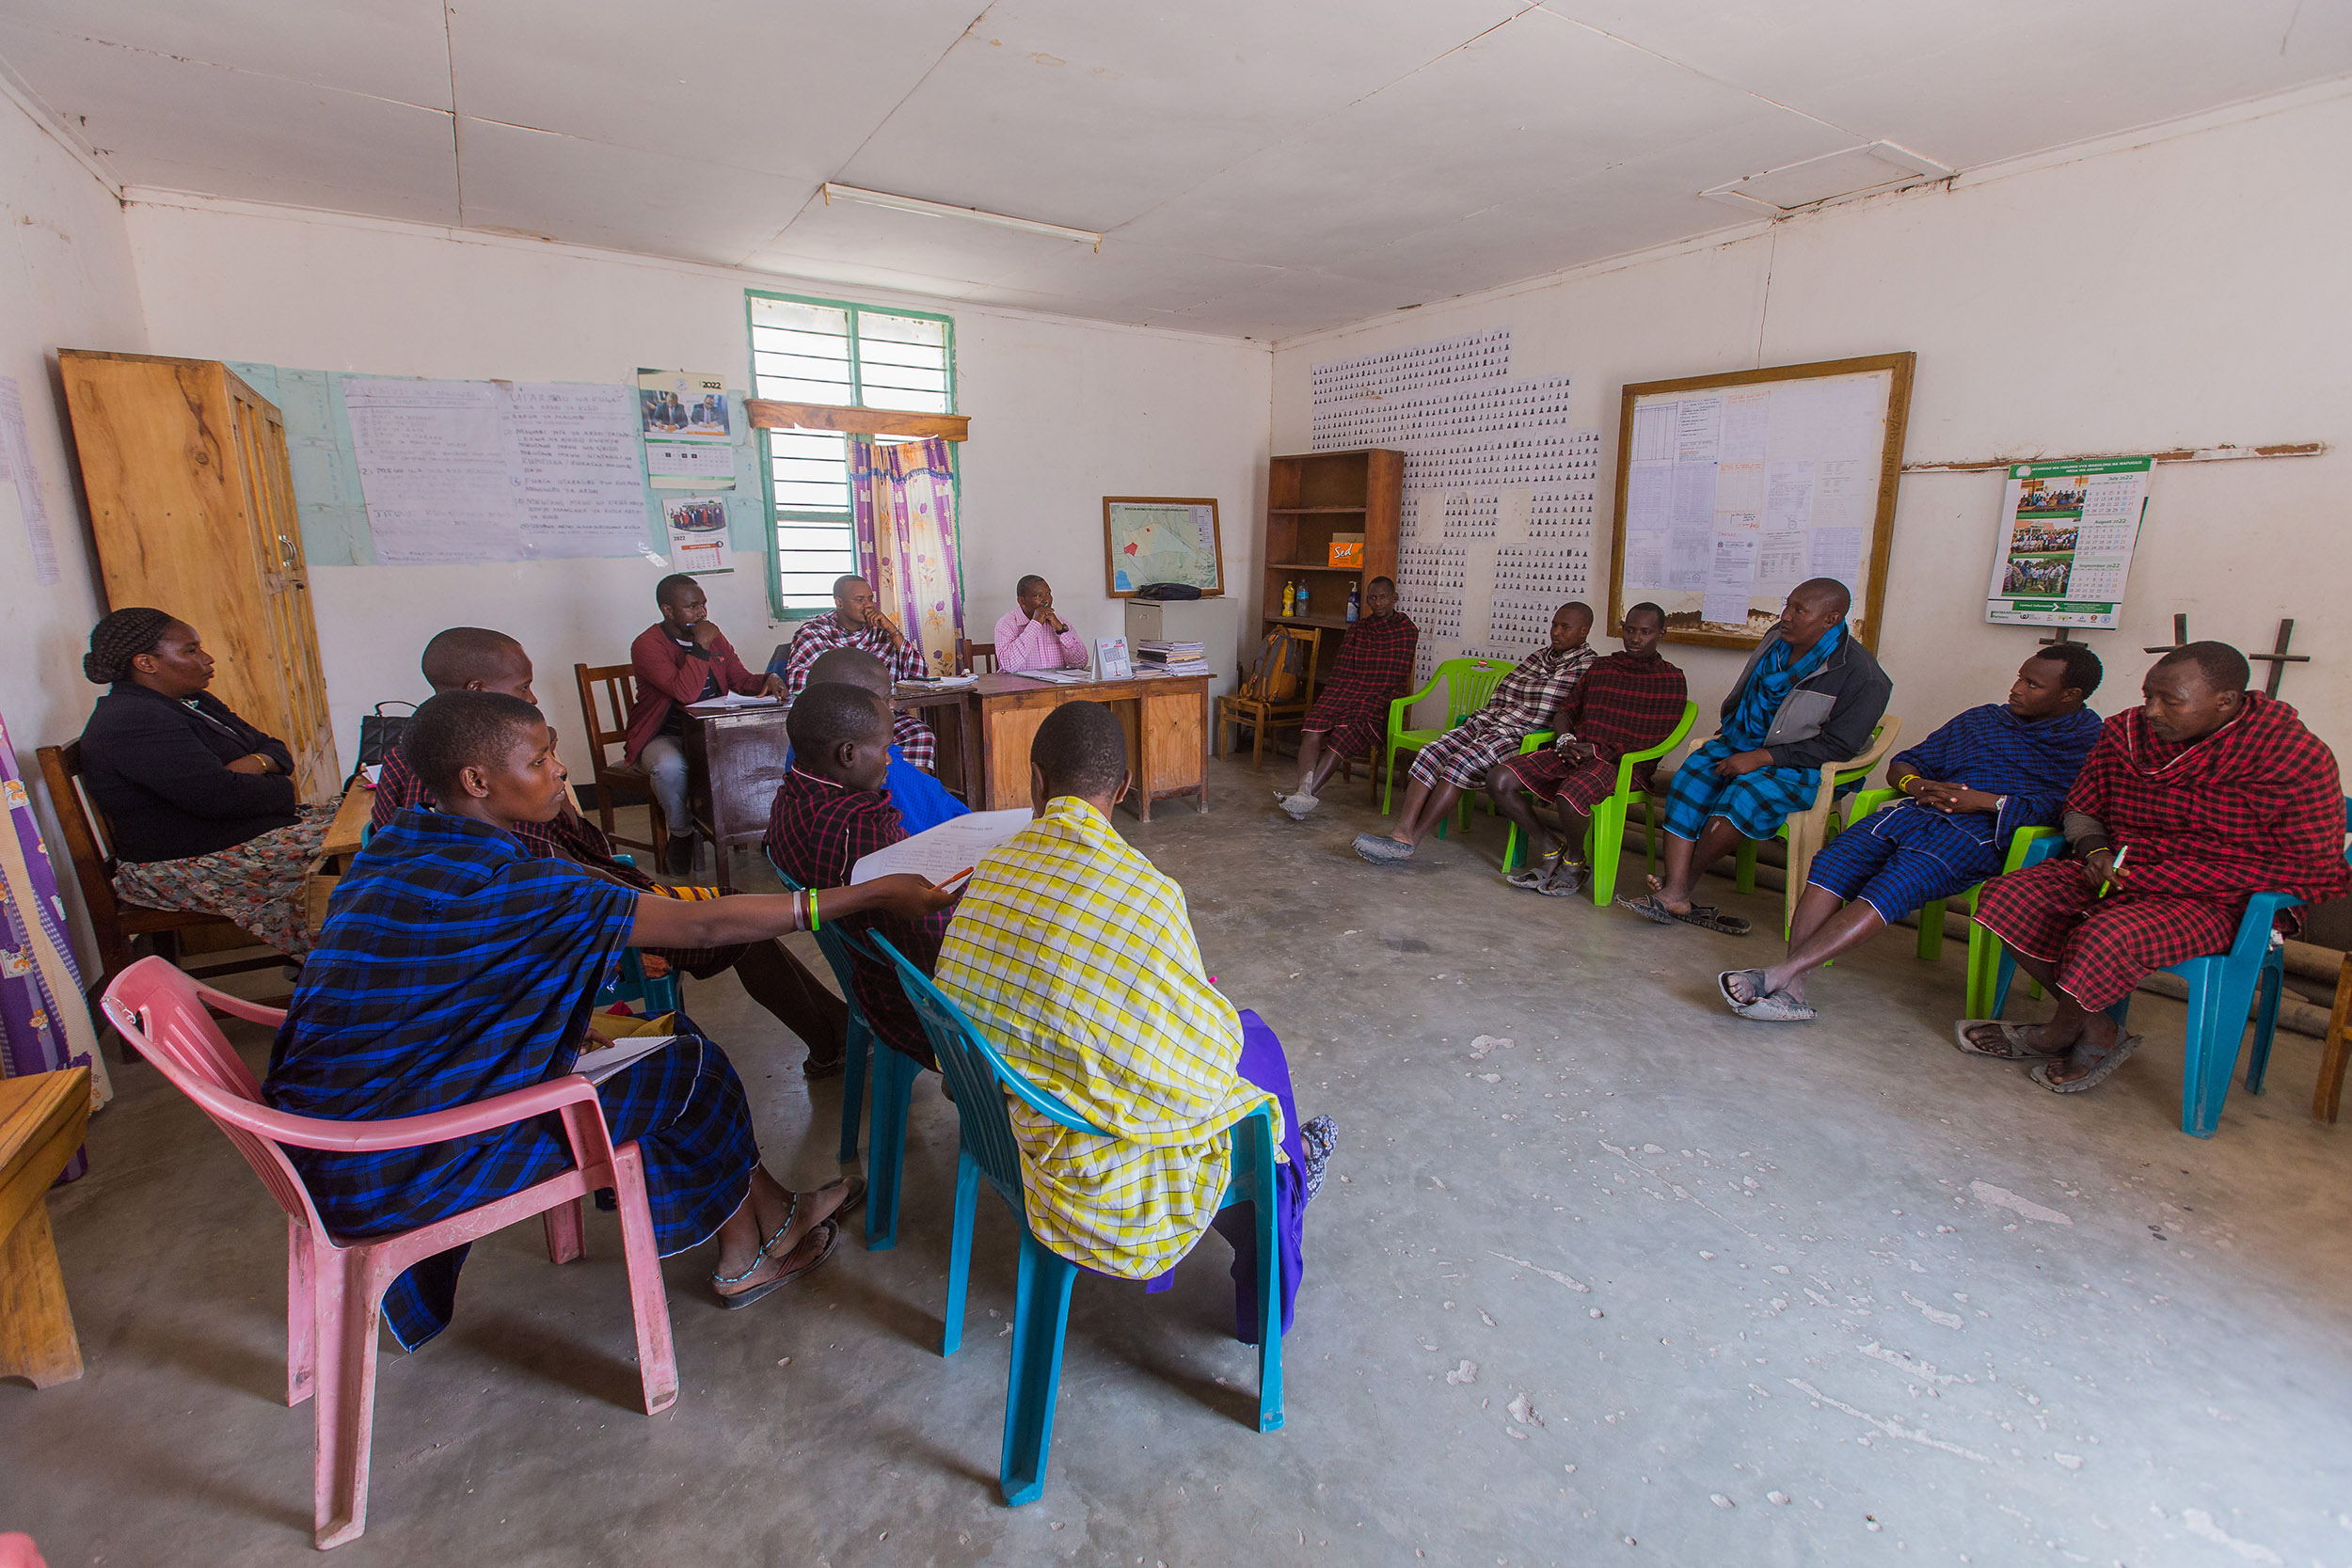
top-left (1607, 353), bottom-right (1914, 651)
top-left (1104, 496), bottom-right (1225, 597)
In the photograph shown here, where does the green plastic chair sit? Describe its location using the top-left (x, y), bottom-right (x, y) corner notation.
top-left (1501, 701), bottom-right (1699, 908)
top-left (1379, 657), bottom-right (1515, 819)
top-left (1831, 787), bottom-right (2057, 1014)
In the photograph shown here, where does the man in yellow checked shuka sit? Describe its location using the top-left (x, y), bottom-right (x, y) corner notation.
top-left (936, 700), bottom-right (1336, 1336)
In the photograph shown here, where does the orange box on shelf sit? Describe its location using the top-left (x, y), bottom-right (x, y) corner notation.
top-left (1327, 533), bottom-right (1365, 568)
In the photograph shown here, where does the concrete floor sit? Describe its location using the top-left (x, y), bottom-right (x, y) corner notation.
top-left (8, 755), bottom-right (2352, 1566)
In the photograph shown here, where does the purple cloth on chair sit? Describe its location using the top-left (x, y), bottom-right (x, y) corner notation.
top-left (1141, 1007), bottom-right (1306, 1343)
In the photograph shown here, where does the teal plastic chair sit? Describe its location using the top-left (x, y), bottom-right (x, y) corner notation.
top-left (1980, 802), bottom-right (2352, 1138)
top-left (1837, 788), bottom-right (2055, 1014)
top-left (366, 827), bottom-right (680, 1017)
top-left (1379, 657), bottom-right (1514, 820)
top-left (1501, 701), bottom-right (1699, 907)
top-left (767, 854), bottom-right (924, 1248)
top-left (872, 934), bottom-right (1283, 1507)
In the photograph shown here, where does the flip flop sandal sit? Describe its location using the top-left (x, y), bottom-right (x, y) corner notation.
top-left (1732, 989), bottom-right (1816, 1022)
top-left (1353, 833), bottom-right (1414, 863)
top-left (1279, 794), bottom-right (1320, 820)
top-left (1538, 863), bottom-right (1589, 898)
top-left (1674, 905), bottom-right (1751, 936)
top-left (1950, 1020), bottom-right (2069, 1062)
top-left (1718, 969), bottom-right (1772, 1010)
top-left (1616, 893), bottom-right (1678, 925)
top-left (2031, 1034), bottom-right (2143, 1094)
top-left (715, 1217), bottom-right (842, 1311)
top-left (1505, 867), bottom-right (1550, 891)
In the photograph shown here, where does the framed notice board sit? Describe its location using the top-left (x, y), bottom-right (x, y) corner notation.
top-left (1607, 353), bottom-right (1914, 650)
top-left (1103, 496), bottom-right (1225, 598)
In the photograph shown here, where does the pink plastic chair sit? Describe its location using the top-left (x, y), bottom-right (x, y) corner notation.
top-left (100, 956), bottom-right (678, 1550)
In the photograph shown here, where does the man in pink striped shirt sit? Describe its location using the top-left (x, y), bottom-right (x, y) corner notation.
top-left (993, 575), bottom-right (1090, 673)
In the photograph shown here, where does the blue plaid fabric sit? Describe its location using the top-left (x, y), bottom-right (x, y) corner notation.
top-left (1723, 624), bottom-right (1843, 750)
top-left (1660, 739), bottom-right (1826, 840)
top-left (264, 810), bottom-right (757, 1347)
top-left (1806, 702), bottom-right (2102, 923)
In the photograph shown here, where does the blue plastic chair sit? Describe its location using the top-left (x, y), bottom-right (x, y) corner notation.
top-left (1981, 818), bottom-right (2351, 1138)
top-left (766, 852), bottom-right (924, 1249)
top-left (872, 934), bottom-right (1283, 1507)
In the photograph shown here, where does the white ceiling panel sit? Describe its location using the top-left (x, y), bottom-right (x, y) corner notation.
top-left (755, 196), bottom-right (1094, 289)
top-left (0, 1), bottom-right (451, 108)
top-left (448, 0), bottom-right (984, 182)
top-left (1116, 8), bottom-right (1843, 272)
top-left (1149, 267), bottom-right (1438, 340)
top-left (456, 118), bottom-right (818, 265)
top-left (0, 20), bottom-right (458, 222)
top-left (974, 238), bottom-right (1289, 321)
top-left (1546, 1), bottom-right (2352, 170)
top-left (835, 0), bottom-right (1531, 231)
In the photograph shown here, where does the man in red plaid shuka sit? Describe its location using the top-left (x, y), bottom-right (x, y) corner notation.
top-left (772, 575), bottom-right (938, 772)
top-left (1278, 576), bottom-right (1417, 819)
top-left (1486, 602), bottom-right (1687, 896)
top-left (1963, 642), bottom-right (2347, 1094)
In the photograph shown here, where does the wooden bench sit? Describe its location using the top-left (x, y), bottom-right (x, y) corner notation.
top-left (0, 1067), bottom-right (91, 1387)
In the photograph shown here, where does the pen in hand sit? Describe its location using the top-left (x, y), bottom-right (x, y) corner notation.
top-left (2097, 844), bottom-right (2129, 897)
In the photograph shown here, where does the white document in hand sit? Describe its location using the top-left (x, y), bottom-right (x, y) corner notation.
top-left (850, 808), bottom-right (1033, 885)
top-left (570, 1035), bottom-right (679, 1084)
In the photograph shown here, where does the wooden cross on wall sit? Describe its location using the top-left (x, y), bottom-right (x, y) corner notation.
top-left (2141, 613), bottom-right (2311, 698)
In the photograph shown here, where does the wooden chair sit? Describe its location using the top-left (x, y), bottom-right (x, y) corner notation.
top-left (1216, 626), bottom-right (1322, 769)
top-left (2316, 944), bottom-right (2352, 1124)
top-left (36, 742), bottom-right (287, 1062)
top-left (958, 639), bottom-right (996, 675)
top-left (1726, 718), bottom-right (1904, 937)
top-left (572, 663), bottom-right (669, 864)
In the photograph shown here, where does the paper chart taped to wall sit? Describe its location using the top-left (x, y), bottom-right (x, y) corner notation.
top-left (0, 376), bottom-right (60, 587)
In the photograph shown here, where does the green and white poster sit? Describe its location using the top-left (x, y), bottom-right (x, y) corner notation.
top-left (1983, 455), bottom-right (2152, 630)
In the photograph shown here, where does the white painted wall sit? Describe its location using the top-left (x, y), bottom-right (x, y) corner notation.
top-left (121, 198), bottom-right (1272, 771)
top-left (1272, 87), bottom-right (2352, 770)
top-left (0, 90), bottom-right (149, 966)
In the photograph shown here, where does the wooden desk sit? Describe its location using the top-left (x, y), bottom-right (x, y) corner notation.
top-left (308, 779), bottom-right (376, 933)
top-left (682, 703), bottom-right (794, 893)
top-left (970, 673), bottom-right (1211, 819)
top-left (0, 1067), bottom-right (92, 1387)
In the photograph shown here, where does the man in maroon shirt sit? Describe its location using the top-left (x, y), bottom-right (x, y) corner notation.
top-left (764, 684), bottom-right (957, 1070)
top-left (375, 626), bottom-right (849, 1076)
top-left (627, 575), bottom-right (785, 875)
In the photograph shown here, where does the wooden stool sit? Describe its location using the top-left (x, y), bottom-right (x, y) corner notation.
top-left (0, 1067), bottom-right (92, 1387)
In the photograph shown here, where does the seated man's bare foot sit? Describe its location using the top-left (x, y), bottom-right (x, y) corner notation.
top-left (1645, 874), bottom-right (1694, 917)
top-left (2041, 1018), bottom-right (2120, 1086)
top-left (1961, 1021), bottom-right (2076, 1059)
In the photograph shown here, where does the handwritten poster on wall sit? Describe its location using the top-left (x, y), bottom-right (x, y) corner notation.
top-left (342, 378), bottom-right (656, 565)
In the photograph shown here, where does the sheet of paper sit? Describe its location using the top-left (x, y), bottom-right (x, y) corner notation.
top-left (1701, 534), bottom-right (1758, 626)
top-left (1623, 461), bottom-right (1670, 531)
top-left (850, 808), bottom-right (1034, 885)
top-left (1674, 397), bottom-right (1723, 463)
top-left (1807, 527), bottom-right (1864, 586)
top-left (638, 369), bottom-right (735, 489)
top-left (343, 378), bottom-right (528, 563)
top-left (1629, 403), bottom-right (1676, 464)
top-left (571, 1035), bottom-right (680, 1085)
top-left (1719, 389), bottom-right (1772, 463)
top-left (510, 382), bottom-right (656, 559)
top-left (685, 692), bottom-right (781, 711)
top-left (0, 376), bottom-right (61, 587)
top-left (1621, 530), bottom-right (1666, 591)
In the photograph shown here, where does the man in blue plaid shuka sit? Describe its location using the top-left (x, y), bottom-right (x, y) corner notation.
top-left (262, 690), bottom-right (917, 1345)
top-left (1722, 645), bottom-right (2104, 1022)
top-left (266, 809), bottom-right (762, 1346)
top-left (1629, 579), bottom-right (1892, 935)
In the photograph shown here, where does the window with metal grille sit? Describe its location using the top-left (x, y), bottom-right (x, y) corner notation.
top-left (745, 291), bottom-right (956, 616)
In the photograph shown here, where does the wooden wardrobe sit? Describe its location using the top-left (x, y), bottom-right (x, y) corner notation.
top-left (58, 351), bottom-right (339, 799)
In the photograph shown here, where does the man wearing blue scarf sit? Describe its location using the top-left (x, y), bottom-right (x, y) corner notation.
top-left (1623, 578), bottom-right (1891, 935)
top-left (1721, 643), bottom-right (2104, 1020)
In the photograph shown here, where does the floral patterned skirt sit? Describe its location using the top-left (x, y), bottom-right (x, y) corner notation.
top-left (113, 804), bottom-right (333, 959)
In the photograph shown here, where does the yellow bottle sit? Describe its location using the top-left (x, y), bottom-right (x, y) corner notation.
top-left (1282, 578), bottom-right (1296, 617)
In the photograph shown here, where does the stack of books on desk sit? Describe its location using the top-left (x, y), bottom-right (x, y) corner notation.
top-left (1135, 639), bottom-right (1208, 675)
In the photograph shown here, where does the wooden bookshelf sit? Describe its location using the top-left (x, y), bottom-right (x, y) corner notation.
top-left (1262, 449), bottom-right (1403, 686)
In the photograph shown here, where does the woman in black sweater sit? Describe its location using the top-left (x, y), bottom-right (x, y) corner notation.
top-left (77, 608), bottom-right (328, 958)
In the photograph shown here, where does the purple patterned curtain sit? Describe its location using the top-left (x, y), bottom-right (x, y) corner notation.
top-left (849, 436), bottom-right (963, 675)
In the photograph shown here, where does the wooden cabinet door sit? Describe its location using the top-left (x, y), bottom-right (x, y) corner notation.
top-left (227, 388), bottom-right (339, 798)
